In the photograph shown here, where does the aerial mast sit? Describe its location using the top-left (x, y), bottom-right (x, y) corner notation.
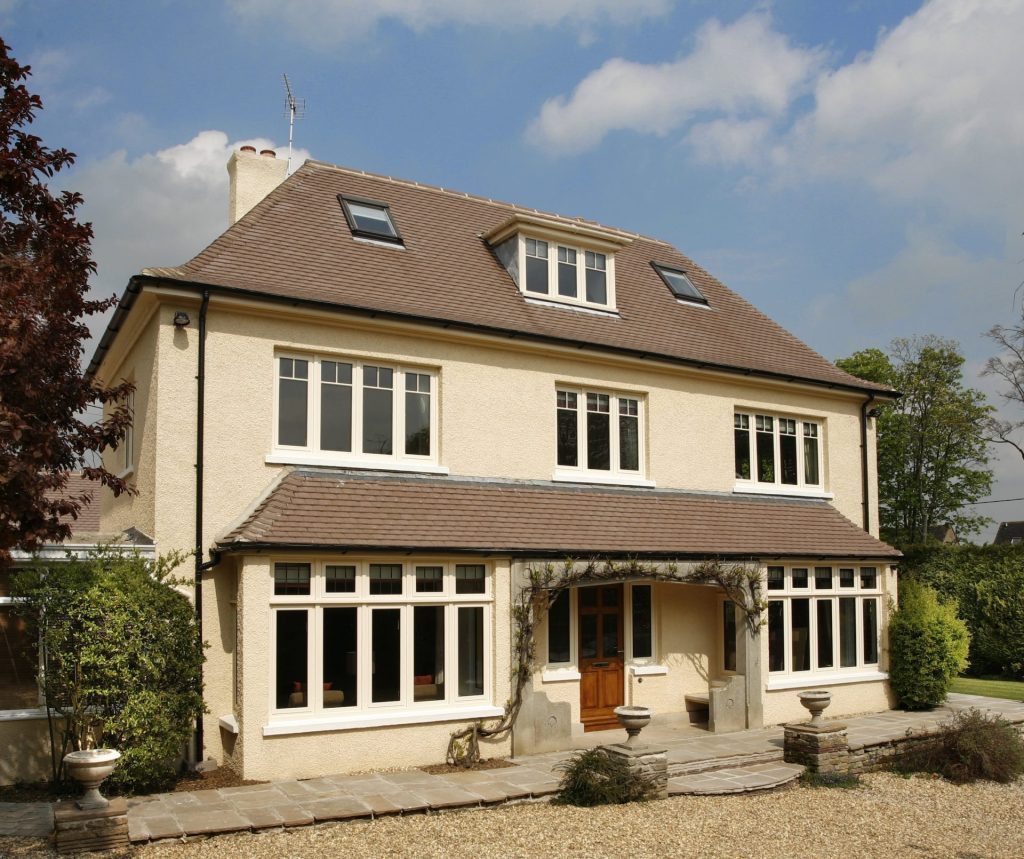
top-left (282, 73), bottom-right (306, 173)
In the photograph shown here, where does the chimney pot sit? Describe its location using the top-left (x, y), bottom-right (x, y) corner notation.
top-left (240, 145), bottom-right (257, 153)
top-left (260, 149), bottom-right (276, 157)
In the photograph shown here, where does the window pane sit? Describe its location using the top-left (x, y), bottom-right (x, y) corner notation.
top-left (631, 585), bottom-right (652, 659)
top-left (585, 267), bottom-right (607, 304)
top-left (768, 601), bottom-right (785, 672)
top-left (363, 387), bottom-right (394, 455)
top-left (525, 241), bottom-right (549, 294)
top-left (278, 377), bottom-right (308, 447)
top-left (405, 390), bottom-right (431, 456)
top-left (347, 201), bottom-right (397, 237)
top-left (458, 606), bottom-right (484, 697)
top-left (274, 563), bottom-right (311, 596)
top-left (548, 591), bottom-right (570, 664)
top-left (619, 413), bottom-right (639, 472)
top-left (804, 434), bottom-right (820, 485)
top-left (372, 609), bottom-right (402, 703)
top-left (766, 566), bottom-right (784, 590)
top-left (860, 567), bottom-right (877, 589)
top-left (276, 610), bottom-right (308, 709)
top-left (863, 598), bottom-right (878, 664)
top-left (455, 565), bottom-right (485, 594)
top-left (816, 599), bottom-right (834, 668)
top-left (780, 432), bottom-right (798, 485)
top-left (723, 601), bottom-right (737, 673)
top-left (814, 567), bottom-right (832, 589)
top-left (791, 598), bottom-right (810, 672)
top-left (579, 587), bottom-right (598, 609)
top-left (587, 396), bottom-right (610, 470)
top-left (602, 612), bottom-right (619, 658)
top-left (792, 568), bottom-right (808, 588)
top-left (413, 606), bottom-right (445, 702)
top-left (325, 565), bottom-right (355, 593)
top-left (558, 247), bottom-right (577, 297)
top-left (734, 415), bottom-right (751, 479)
top-left (415, 566), bottom-right (444, 593)
top-left (557, 397), bottom-right (578, 467)
top-left (580, 613), bottom-right (598, 659)
top-left (756, 420), bottom-right (775, 483)
top-left (0, 605), bottom-right (38, 709)
top-left (839, 598), bottom-right (857, 667)
top-left (369, 564), bottom-right (403, 595)
top-left (321, 377), bottom-right (352, 452)
top-left (839, 568), bottom-right (855, 588)
top-left (323, 607), bottom-right (357, 708)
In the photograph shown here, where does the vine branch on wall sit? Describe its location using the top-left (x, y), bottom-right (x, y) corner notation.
top-left (446, 557), bottom-right (764, 766)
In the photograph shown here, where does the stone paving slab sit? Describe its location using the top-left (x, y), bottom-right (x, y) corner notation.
top-left (669, 762), bottom-right (804, 796)
top-left (0, 801), bottom-right (54, 838)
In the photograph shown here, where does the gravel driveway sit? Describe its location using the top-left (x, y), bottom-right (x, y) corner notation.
top-left (2, 773), bottom-right (1021, 858)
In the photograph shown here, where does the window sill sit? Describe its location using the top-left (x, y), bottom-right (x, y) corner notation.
top-left (552, 470), bottom-right (655, 489)
top-left (219, 714), bottom-right (240, 734)
top-left (629, 664), bottom-right (668, 677)
top-left (541, 667), bottom-right (581, 683)
top-left (732, 483), bottom-right (833, 500)
top-left (115, 465), bottom-right (134, 481)
top-left (262, 704), bottom-right (504, 736)
top-left (266, 452), bottom-right (450, 475)
top-left (0, 708), bottom-right (48, 722)
top-left (766, 670), bottom-right (887, 691)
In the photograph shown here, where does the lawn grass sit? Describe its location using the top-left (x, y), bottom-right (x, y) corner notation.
top-left (950, 675), bottom-right (1024, 702)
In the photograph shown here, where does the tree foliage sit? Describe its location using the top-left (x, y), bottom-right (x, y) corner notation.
top-left (11, 550), bottom-right (205, 792)
top-left (900, 543), bottom-right (1024, 679)
top-left (0, 38), bottom-right (132, 566)
top-left (888, 579), bottom-right (970, 710)
top-left (836, 337), bottom-right (992, 546)
top-left (983, 314), bottom-right (1024, 463)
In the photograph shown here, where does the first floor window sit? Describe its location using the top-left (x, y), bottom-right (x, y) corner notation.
top-left (556, 387), bottom-right (644, 479)
top-left (735, 411), bottom-right (823, 490)
top-left (271, 560), bottom-right (491, 717)
top-left (518, 236), bottom-right (616, 311)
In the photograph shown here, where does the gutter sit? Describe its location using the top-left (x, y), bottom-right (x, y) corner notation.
top-left (193, 290), bottom-right (210, 766)
top-left (87, 275), bottom-right (898, 400)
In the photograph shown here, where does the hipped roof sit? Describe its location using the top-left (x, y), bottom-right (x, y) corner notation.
top-left (218, 470), bottom-right (901, 560)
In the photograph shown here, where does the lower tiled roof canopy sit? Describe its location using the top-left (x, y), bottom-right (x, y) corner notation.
top-left (218, 470), bottom-right (900, 561)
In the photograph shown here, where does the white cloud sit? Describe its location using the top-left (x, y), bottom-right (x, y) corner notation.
top-left (685, 117), bottom-right (772, 167)
top-left (526, 11), bottom-right (825, 153)
top-left (67, 131), bottom-right (311, 342)
top-left (228, 0), bottom-right (670, 44)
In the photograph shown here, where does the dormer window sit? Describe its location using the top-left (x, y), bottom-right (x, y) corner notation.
top-left (338, 195), bottom-right (402, 245)
top-left (485, 213), bottom-right (632, 313)
top-left (652, 263), bottom-right (707, 306)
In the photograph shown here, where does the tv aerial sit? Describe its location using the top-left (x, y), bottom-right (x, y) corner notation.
top-left (283, 73), bottom-right (306, 173)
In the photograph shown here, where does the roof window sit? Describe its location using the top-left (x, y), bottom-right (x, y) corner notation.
top-left (338, 195), bottom-right (402, 244)
top-left (652, 263), bottom-right (707, 306)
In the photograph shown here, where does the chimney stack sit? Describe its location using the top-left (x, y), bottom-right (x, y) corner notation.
top-left (227, 146), bottom-right (288, 226)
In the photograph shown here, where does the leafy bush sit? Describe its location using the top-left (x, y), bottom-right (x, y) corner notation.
top-left (554, 747), bottom-right (658, 806)
top-left (891, 708), bottom-right (1024, 783)
top-left (889, 580), bottom-right (969, 709)
top-left (900, 544), bottom-right (1024, 679)
top-left (12, 550), bottom-right (205, 793)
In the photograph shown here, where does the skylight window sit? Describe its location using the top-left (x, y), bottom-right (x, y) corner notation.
top-left (652, 263), bottom-right (707, 305)
top-left (338, 195), bottom-right (402, 244)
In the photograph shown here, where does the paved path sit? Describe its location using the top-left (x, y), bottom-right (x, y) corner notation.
top-left (10, 693), bottom-right (1023, 845)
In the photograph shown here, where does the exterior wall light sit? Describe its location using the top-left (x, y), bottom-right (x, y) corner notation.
top-left (173, 311), bottom-right (191, 328)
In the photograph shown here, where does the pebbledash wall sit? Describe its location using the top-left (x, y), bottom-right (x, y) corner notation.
top-left (94, 289), bottom-right (890, 777)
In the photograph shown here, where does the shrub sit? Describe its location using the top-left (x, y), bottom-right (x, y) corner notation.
top-left (889, 580), bottom-right (969, 710)
top-left (900, 544), bottom-right (1024, 679)
top-left (892, 708), bottom-right (1024, 784)
top-left (554, 747), bottom-right (658, 806)
top-left (12, 550), bottom-right (205, 793)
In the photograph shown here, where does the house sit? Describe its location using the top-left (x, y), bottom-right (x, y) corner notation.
top-left (5, 148), bottom-right (900, 783)
top-left (0, 475), bottom-right (155, 784)
top-left (928, 524), bottom-right (958, 544)
top-left (993, 521), bottom-right (1024, 545)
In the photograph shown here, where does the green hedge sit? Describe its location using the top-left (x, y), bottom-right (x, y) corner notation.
top-left (900, 544), bottom-right (1024, 679)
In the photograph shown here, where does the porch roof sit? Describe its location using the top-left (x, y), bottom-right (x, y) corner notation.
top-left (216, 470), bottom-right (900, 561)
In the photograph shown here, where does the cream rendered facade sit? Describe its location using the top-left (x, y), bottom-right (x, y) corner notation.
top-left (88, 277), bottom-right (895, 780)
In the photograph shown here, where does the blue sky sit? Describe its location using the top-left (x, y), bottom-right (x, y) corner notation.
top-left (5, 0), bottom-right (1024, 536)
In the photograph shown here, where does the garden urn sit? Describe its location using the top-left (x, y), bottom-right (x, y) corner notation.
top-left (63, 748), bottom-right (121, 810)
top-left (614, 705), bottom-right (653, 748)
top-left (797, 690), bottom-right (832, 727)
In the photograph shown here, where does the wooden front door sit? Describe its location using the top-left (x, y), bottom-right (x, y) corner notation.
top-left (578, 584), bottom-right (625, 731)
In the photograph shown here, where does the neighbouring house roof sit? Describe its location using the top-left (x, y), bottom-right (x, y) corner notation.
top-left (128, 160), bottom-right (893, 396)
top-left (45, 472), bottom-right (101, 535)
top-left (218, 470), bottom-right (901, 560)
top-left (993, 521), bottom-right (1024, 545)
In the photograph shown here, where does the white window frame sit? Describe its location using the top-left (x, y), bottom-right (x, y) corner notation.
top-left (519, 236), bottom-right (617, 312)
top-left (0, 575), bottom-right (44, 719)
top-left (267, 352), bottom-right (447, 475)
top-left (553, 387), bottom-right (652, 487)
top-left (733, 411), bottom-right (827, 498)
top-left (266, 559), bottom-right (497, 733)
top-left (765, 564), bottom-right (885, 689)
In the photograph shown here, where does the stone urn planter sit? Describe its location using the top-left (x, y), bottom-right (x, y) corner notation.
top-left (613, 705), bottom-right (653, 748)
top-left (63, 748), bottom-right (121, 810)
top-left (797, 690), bottom-right (832, 727)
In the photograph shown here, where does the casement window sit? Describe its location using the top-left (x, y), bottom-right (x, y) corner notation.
top-left (274, 354), bottom-right (439, 469)
top-left (722, 601), bottom-right (738, 673)
top-left (0, 570), bottom-right (38, 711)
top-left (734, 412), bottom-right (822, 491)
top-left (522, 237), bottom-right (616, 311)
top-left (270, 560), bottom-right (491, 721)
top-left (766, 565), bottom-right (882, 679)
top-left (555, 388), bottom-right (646, 484)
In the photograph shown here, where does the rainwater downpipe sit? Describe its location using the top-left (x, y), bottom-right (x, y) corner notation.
top-left (194, 290), bottom-right (210, 766)
top-left (861, 393), bottom-right (876, 533)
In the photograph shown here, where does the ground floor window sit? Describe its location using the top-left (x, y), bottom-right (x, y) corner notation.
top-left (0, 571), bottom-right (38, 711)
top-left (270, 560), bottom-right (491, 717)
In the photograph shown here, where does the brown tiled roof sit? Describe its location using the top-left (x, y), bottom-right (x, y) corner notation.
top-left (148, 160), bottom-right (891, 394)
top-left (218, 470), bottom-right (900, 560)
top-left (45, 473), bottom-right (101, 536)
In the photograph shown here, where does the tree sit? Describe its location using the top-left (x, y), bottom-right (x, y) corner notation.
top-left (837, 337), bottom-right (992, 546)
top-left (983, 314), bottom-right (1024, 463)
top-left (0, 38), bottom-right (132, 566)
